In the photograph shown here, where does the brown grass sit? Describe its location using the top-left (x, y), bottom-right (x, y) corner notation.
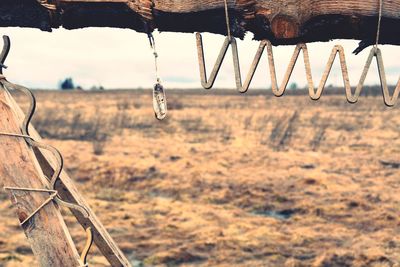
top-left (0, 89), bottom-right (399, 266)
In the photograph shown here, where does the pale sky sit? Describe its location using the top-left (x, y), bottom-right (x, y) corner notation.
top-left (0, 27), bottom-right (399, 90)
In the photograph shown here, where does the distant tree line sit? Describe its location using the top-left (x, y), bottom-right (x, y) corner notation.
top-left (58, 77), bottom-right (104, 91)
top-left (59, 77), bottom-right (75, 90)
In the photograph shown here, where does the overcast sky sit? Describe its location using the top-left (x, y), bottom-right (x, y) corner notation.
top-left (0, 27), bottom-right (398, 90)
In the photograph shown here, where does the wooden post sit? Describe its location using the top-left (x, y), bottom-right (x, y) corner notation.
top-left (0, 32), bottom-right (131, 266)
top-left (1, 86), bottom-right (132, 267)
top-left (0, 85), bottom-right (83, 266)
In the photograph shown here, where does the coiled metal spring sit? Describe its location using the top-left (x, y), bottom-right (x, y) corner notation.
top-left (196, 33), bottom-right (399, 107)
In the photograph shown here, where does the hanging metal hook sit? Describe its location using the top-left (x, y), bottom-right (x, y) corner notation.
top-left (0, 35), bottom-right (10, 74)
top-left (80, 227), bottom-right (93, 267)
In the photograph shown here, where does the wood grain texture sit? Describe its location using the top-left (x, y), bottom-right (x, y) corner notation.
top-left (0, 0), bottom-right (399, 45)
top-left (3, 86), bottom-right (131, 267)
top-left (0, 85), bottom-right (82, 267)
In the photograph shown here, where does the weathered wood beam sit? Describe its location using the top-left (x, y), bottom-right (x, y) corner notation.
top-left (3, 86), bottom-right (132, 267)
top-left (0, 85), bottom-right (83, 267)
top-left (0, 0), bottom-right (399, 46)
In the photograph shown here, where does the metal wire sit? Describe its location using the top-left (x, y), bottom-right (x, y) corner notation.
top-left (0, 35), bottom-right (92, 266)
top-left (0, 80), bottom-right (93, 266)
top-left (375, 0), bottom-right (383, 48)
top-left (80, 227), bottom-right (93, 267)
top-left (0, 79), bottom-right (90, 219)
top-left (195, 33), bottom-right (399, 107)
top-left (223, 0), bottom-right (231, 41)
top-left (148, 33), bottom-right (160, 83)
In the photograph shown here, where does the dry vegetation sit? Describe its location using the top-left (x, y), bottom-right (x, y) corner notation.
top-left (0, 89), bottom-right (399, 267)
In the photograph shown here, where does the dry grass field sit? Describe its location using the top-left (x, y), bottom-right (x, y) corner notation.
top-left (0, 89), bottom-right (399, 266)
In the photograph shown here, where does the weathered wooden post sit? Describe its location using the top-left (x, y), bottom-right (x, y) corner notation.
top-left (0, 36), bottom-right (131, 266)
top-left (0, 84), bottom-right (84, 266)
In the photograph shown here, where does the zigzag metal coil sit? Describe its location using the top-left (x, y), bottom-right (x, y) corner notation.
top-left (196, 33), bottom-right (400, 107)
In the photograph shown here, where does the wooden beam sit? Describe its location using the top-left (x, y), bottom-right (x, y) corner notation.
top-left (0, 85), bottom-right (83, 267)
top-left (0, 0), bottom-right (399, 46)
top-left (2, 86), bottom-right (131, 267)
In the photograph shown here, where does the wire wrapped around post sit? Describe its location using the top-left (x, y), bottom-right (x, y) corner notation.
top-left (0, 35), bottom-right (93, 267)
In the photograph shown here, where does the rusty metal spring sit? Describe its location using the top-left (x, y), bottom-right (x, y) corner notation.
top-left (195, 34), bottom-right (399, 107)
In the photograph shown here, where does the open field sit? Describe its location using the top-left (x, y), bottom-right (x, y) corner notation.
top-left (0, 89), bottom-right (399, 266)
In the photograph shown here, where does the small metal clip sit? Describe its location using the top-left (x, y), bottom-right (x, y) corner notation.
top-left (0, 35), bottom-right (10, 75)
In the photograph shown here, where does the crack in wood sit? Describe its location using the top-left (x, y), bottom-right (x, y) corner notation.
top-left (0, 1), bottom-right (398, 45)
